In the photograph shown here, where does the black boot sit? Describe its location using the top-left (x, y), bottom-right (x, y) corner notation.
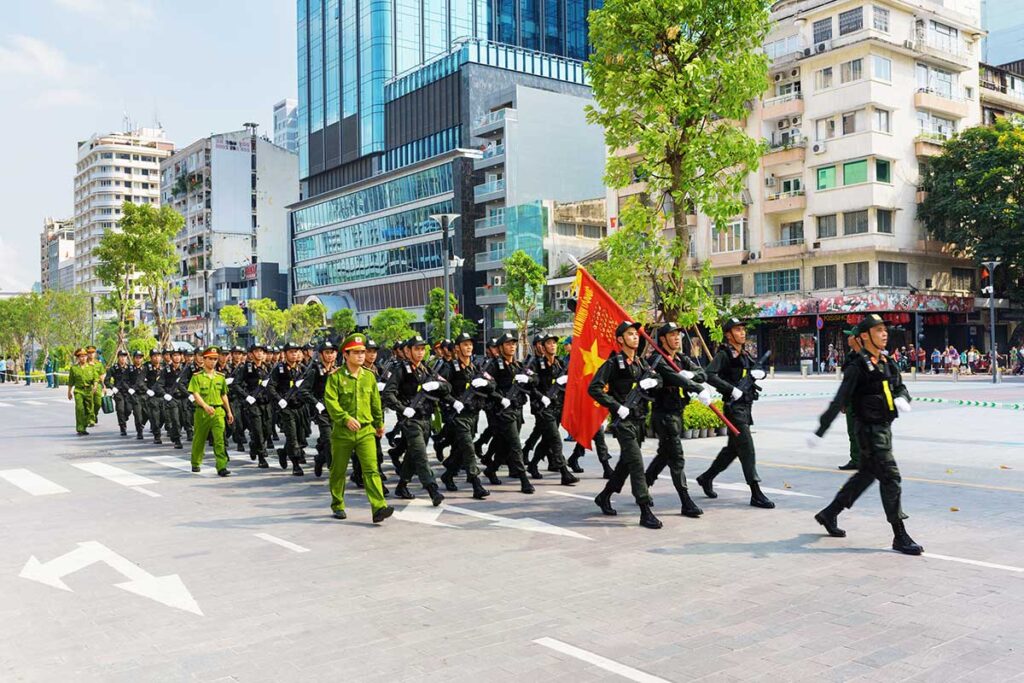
top-left (594, 489), bottom-right (617, 516)
top-left (696, 472), bottom-right (717, 498)
top-left (236, 442), bottom-right (246, 453)
top-left (314, 453), bottom-right (325, 478)
top-left (119, 426), bottom-right (127, 436)
top-left (426, 483), bottom-right (445, 507)
top-left (440, 469), bottom-right (458, 492)
top-left (291, 463), bottom-right (304, 476)
top-left (814, 502), bottom-right (846, 537)
top-left (250, 450), bottom-right (257, 461)
top-left (559, 467), bottom-right (579, 486)
top-left (173, 440), bottom-right (183, 450)
top-left (838, 460), bottom-right (858, 471)
top-left (749, 482), bottom-right (775, 509)
top-left (567, 453), bottom-right (584, 473)
top-left (679, 490), bottom-right (703, 518)
top-left (527, 459), bottom-right (544, 480)
top-left (278, 450), bottom-right (288, 470)
top-left (372, 506), bottom-right (394, 524)
top-left (601, 460), bottom-right (614, 480)
top-left (891, 520), bottom-right (923, 555)
top-left (483, 467), bottom-right (502, 486)
top-left (639, 503), bottom-right (663, 529)
top-left (136, 431), bottom-right (144, 440)
top-left (470, 476), bottom-right (490, 499)
top-left (519, 473), bottom-right (535, 494)
top-left (394, 480), bottom-right (416, 499)
top-left (257, 455), bottom-right (269, 469)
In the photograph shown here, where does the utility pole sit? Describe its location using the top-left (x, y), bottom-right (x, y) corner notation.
top-left (429, 213), bottom-right (460, 340)
top-left (982, 259), bottom-right (1001, 384)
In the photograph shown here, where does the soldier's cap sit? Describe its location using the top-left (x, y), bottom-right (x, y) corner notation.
top-left (722, 317), bottom-right (745, 333)
top-left (231, 345), bottom-right (245, 354)
top-left (453, 332), bottom-right (475, 345)
top-left (74, 348), bottom-right (87, 357)
top-left (541, 332), bottom-right (559, 344)
top-left (532, 333), bottom-right (544, 346)
top-left (85, 345), bottom-right (96, 352)
top-left (442, 339), bottom-right (455, 351)
top-left (193, 348), bottom-right (204, 355)
top-left (149, 349), bottom-right (162, 357)
top-left (132, 350), bottom-right (143, 357)
top-left (117, 350), bottom-right (128, 356)
top-left (303, 343), bottom-right (313, 351)
top-left (615, 320), bottom-right (641, 338)
top-left (248, 342), bottom-right (267, 352)
top-left (392, 339), bottom-right (405, 350)
top-left (342, 334), bottom-right (366, 352)
top-left (859, 314), bottom-right (887, 333)
top-left (171, 348), bottom-right (183, 355)
top-left (282, 342), bottom-right (300, 352)
top-left (202, 346), bottom-right (220, 358)
top-left (162, 348), bottom-right (174, 355)
top-left (405, 335), bottom-right (427, 348)
top-left (658, 321), bottom-right (683, 338)
top-left (496, 332), bottom-right (517, 345)
top-left (365, 338), bottom-right (379, 350)
top-left (319, 339), bottom-right (339, 352)
top-left (486, 337), bottom-right (499, 349)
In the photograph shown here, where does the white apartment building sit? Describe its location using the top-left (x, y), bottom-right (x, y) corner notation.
top-left (39, 217), bottom-right (74, 293)
top-left (273, 99), bottom-right (299, 154)
top-left (73, 128), bottom-right (174, 297)
top-left (160, 129), bottom-right (298, 344)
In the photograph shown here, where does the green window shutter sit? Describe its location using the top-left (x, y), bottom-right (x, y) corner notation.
top-left (843, 160), bottom-right (868, 185)
top-left (816, 166), bottom-right (836, 190)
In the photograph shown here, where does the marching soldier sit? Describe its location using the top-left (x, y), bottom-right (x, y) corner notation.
top-left (299, 339), bottom-right (339, 478)
top-left (233, 343), bottom-right (271, 468)
top-left (268, 342), bottom-right (307, 475)
top-left (67, 348), bottom-right (97, 435)
top-left (473, 337), bottom-right (501, 459)
top-left (177, 350), bottom-right (204, 441)
top-left (437, 332), bottom-right (493, 499)
top-left (643, 322), bottom-right (713, 518)
top-left (187, 346), bottom-right (235, 476)
top-left (86, 346), bottom-right (103, 426)
top-left (381, 335), bottom-right (449, 505)
top-left (160, 349), bottom-right (185, 449)
top-left (105, 350), bottom-right (133, 436)
top-left (525, 333), bottom-right (578, 486)
top-left (521, 334), bottom-right (547, 464)
top-left (837, 327), bottom-right (863, 471)
top-left (228, 346), bottom-right (248, 452)
top-left (141, 349), bottom-right (165, 444)
top-left (127, 350), bottom-right (147, 439)
top-left (480, 332), bottom-right (536, 495)
top-left (590, 321), bottom-right (664, 529)
top-left (695, 318), bottom-right (775, 509)
top-left (808, 314), bottom-right (923, 555)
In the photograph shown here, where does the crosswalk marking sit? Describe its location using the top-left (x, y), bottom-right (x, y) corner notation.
top-left (22, 400), bottom-right (48, 406)
top-left (0, 469), bottom-right (70, 496)
top-left (144, 456), bottom-right (212, 477)
top-left (254, 533), bottom-right (310, 553)
top-left (72, 462), bottom-right (157, 488)
top-left (533, 637), bottom-right (671, 682)
top-left (0, 402), bottom-right (13, 407)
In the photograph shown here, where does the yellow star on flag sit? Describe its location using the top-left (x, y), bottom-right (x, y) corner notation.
top-left (581, 339), bottom-right (603, 378)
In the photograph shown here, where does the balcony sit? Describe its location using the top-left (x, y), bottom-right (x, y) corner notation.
top-left (474, 213), bottom-right (507, 238)
top-left (472, 108), bottom-right (516, 137)
top-left (762, 236), bottom-right (807, 259)
top-left (913, 88), bottom-right (970, 119)
top-left (764, 189), bottom-right (806, 214)
top-left (474, 143), bottom-right (505, 170)
top-left (475, 284), bottom-right (508, 304)
top-left (911, 35), bottom-right (973, 71)
top-left (763, 136), bottom-right (806, 166)
top-left (709, 250), bottom-right (749, 268)
top-left (475, 249), bottom-right (507, 271)
top-left (979, 80), bottom-right (1024, 111)
top-left (761, 92), bottom-right (804, 120)
top-left (474, 178), bottom-right (506, 203)
top-left (914, 132), bottom-right (949, 157)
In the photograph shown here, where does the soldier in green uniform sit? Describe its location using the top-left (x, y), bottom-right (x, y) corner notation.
top-left (67, 348), bottom-right (97, 435)
top-left (323, 333), bottom-right (394, 523)
top-left (187, 346), bottom-right (235, 476)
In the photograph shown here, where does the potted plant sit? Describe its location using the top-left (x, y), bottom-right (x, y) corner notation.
top-left (683, 402), bottom-right (699, 439)
top-left (712, 399), bottom-right (727, 436)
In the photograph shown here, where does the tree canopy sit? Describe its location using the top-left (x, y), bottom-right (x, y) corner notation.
top-left (366, 308), bottom-right (416, 348)
top-left (503, 250), bottom-right (548, 350)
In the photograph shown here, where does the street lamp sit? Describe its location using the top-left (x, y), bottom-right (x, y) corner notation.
top-left (982, 259), bottom-right (1001, 384)
top-left (428, 213), bottom-right (460, 340)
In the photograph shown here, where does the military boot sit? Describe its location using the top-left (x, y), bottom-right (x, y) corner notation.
top-left (483, 467), bottom-right (502, 486)
top-left (119, 425), bottom-right (128, 436)
top-left (814, 501), bottom-right (846, 537)
top-left (257, 455), bottom-right (269, 469)
top-left (527, 454), bottom-right (544, 480)
top-left (594, 488), bottom-right (617, 516)
top-left (394, 480), bottom-right (416, 499)
top-left (601, 460), bottom-right (614, 480)
top-left (440, 469), bottom-right (459, 492)
top-left (519, 473), bottom-right (535, 494)
top-left (891, 520), bottom-right (923, 555)
top-left (426, 483), bottom-right (445, 507)
top-left (313, 453), bottom-right (325, 478)
top-left (696, 472), bottom-right (717, 498)
top-left (559, 467), bottom-right (579, 486)
top-left (749, 482), bottom-right (775, 509)
top-left (679, 490), bottom-right (703, 518)
top-left (639, 503), bottom-right (663, 529)
top-left (291, 463), bottom-right (304, 476)
top-left (470, 476), bottom-right (490, 499)
top-left (566, 453), bottom-right (584, 473)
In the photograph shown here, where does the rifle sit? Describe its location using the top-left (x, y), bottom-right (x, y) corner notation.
top-left (455, 365), bottom-right (494, 413)
top-left (499, 365), bottom-right (535, 412)
top-left (734, 349), bottom-right (772, 402)
top-left (609, 356), bottom-right (662, 432)
top-left (398, 362), bottom-right (447, 422)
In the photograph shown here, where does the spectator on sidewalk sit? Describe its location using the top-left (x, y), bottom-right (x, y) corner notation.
top-left (917, 346), bottom-right (926, 372)
top-left (931, 348), bottom-right (942, 374)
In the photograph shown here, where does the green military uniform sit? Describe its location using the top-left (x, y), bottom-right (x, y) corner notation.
top-left (68, 353), bottom-right (97, 434)
top-left (323, 344), bottom-right (388, 518)
top-left (188, 363), bottom-right (231, 473)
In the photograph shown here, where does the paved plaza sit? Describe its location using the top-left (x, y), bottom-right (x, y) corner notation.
top-left (0, 375), bottom-right (1022, 682)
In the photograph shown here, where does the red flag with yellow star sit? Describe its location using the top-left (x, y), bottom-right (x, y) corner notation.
top-left (561, 265), bottom-right (630, 449)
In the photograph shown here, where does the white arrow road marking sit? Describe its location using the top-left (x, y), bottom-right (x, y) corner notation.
top-left (0, 469), bottom-right (69, 496)
top-left (392, 498), bottom-right (458, 527)
top-left (693, 481), bottom-right (822, 498)
top-left (533, 637), bottom-right (671, 682)
top-left (394, 500), bottom-right (591, 539)
top-left (548, 490), bottom-right (594, 501)
top-left (254, 533), bottom-right (310, 553)
top-left (144, 456), bottom-right (212, 477)
top-left (19, 541), bottom-right (202, 615)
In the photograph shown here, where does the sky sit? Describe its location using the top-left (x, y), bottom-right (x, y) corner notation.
top-left (0, 0), bottom-right (297, 291)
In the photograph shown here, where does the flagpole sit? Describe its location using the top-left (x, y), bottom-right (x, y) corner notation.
top-left (566, 255), bottom-right (739, 437)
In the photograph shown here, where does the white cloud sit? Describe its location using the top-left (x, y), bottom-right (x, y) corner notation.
top-left (0, 237), bottom-right (38, 291)
top-left (0, 35), bottom-right (71, 80)
top-left (0, 35), bottom-right (101, 109)
top-left (52, 0), bottom-right (155, 22)
top-left (31, 88), bottom-right (98, 108)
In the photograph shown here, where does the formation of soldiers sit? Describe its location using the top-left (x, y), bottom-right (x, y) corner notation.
top-left (66, 312), bottom-right (922, 554)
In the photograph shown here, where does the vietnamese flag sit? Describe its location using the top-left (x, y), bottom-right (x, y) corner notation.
top-left (561, 265), bottom-right (631, 449)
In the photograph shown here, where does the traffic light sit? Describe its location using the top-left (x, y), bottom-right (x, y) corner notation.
top-left (980, 266), bottom-right (992, 295)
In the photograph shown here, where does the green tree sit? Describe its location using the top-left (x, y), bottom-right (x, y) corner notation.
top-left (29, 291), bottom-right (91, 364)
top-left (248, 298), bottom-right (287, 346)
top-left (127, 322), bottom-right (159, 357)
top-left (330, 308), bottom-right (357, 338)
top-left (132, 204), bottom-right (184, 347)
top-left (95, 207), bottom-right (146, 351)
top-left (285, 301), bottom-right (327, 345)
top-left (367, 308), bottom-right (416, 348)
top-left (919, 116), bottom-right (1024, 301)
top-left (530, 306), bottom-right (571, 334)
top-left (422, 287), bottom-right (477, 341)
top-left (219, 305), bottom-right (247, 346)
top-left (503, 250), bottom-right (548, 351)
top-left (0, 295), bottom-right (32, 370)
top-left (585, 0), bottom-right (770, 322)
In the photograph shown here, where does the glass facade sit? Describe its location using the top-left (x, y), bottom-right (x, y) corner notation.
top-left (504, 201), bottom-right (546, 264)
top-left (295, 240), bottom-right (444, 290)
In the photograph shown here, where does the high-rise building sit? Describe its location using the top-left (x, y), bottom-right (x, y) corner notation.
top-left (273, 98), bottom-right (300, 153)
top-left (982, 0), bottom-right (1024, 65)
top-left (610, 0), bottom-right (995, 368)
top-left (39, 217), bottom-right (75, 293)
top-left (73, 128), bottom-right (174, 297)
top-left (160, 129), bottom-right (298, 345)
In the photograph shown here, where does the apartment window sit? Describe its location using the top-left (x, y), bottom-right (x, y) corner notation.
top-left (877, 208), bottom-right (894, 233)
top-left (817, 214), bottom-right (838, 238)
top-left (917, 111), bottom-right (957, 139)
top-left (813, 18), bottom-right (832, 43)
top-left (875, 159), bottom-right (891, 183)
top-left (780, 176), bottom-right (802, 194)
top-left (814, 265), bottom-right (838, 289)
top-left (754, 269), bottom-right (801, 294)
top-left (873, 55), bottom-right (892, 81)
top-left (815, 67), bottom-right (833, 90)
top-left (917, 63), bottom-right (954, 98)
top-left (844, 210), bottom-right (869, 235)
top-left (951, 267), bottom-right (975, 291)
top-left (839, 8), bottom-right (863, 35)
top-left (712, 219), bottom-right (749, 254)
top-left (816, 117), bottom-right (837, 140)
top-left (878, 261), bottom-right (908, 286)
top-left (843, 160), bottom-right (868, 185)
top-left (929, 20), bottom-right (958, 52)
top-left (845, 261), bottom-right (870, 286)
top-left (841, 59), bottom-right (863, 83)
top-left (874, 108), bottom-right (891, 132)
top-left (714, 275), bottom-right (743, 295)
top-left (817, 166), bottom-right (837, 190)
top-left (780, 221), bottom-right (805, 244)
top-left (873, 6), bottom-right (890, 32)
top-left (842, 112), bottom-right (857, 134)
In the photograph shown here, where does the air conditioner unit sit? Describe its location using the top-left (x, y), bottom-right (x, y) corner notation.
top-left (749, 251), bottom-right (760, 261)
top-left (492, 276), bottom-right (504, 286)
top-left (765, 174), bottom-right (777, 187)
top-left (777, 119), bottom-right (790, 129)
top-left (791, 67), bottom-right (800, 77)
top-left (816, 41), bottom-right (828, 53)
top-left (791, 116), bottom-right (802, 125)
top-left (903, 39), bottom-right (915, 49)
top-left (812, 141), bottom-right (827, 154)
top-left (774, 73), bottom-right (783, 82)
top-left (813, 241), bottom-right (821, 249)
top-left (803, 47), bottom-right (812, 57)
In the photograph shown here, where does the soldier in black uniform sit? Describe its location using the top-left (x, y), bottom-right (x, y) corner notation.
top-left (642, 322), bottom-right (712, 518)
top-left (474, 337), bottom-right (501, 460)
top-left (141, 349), bottom-right (165, 444)
top-left (808, 314), bottom-right (922, 555)
top-left (268, 342), bottom-right (307, 475)
top-left (480, 332), bottom-right (537, 495)
top-left (160, 349), bottom-right (185, 449)
top-left (437, 332), bottom-right (493, 499)
top-left (381, 335), bottom-right (449, 505)
top-left (695, 318), bottom-right (775, 509)
top-left (383, 339), bottom-right (407, 461)
top-left (127, 350), bottom-right (147, 439)
top-left (228, 346), bottom-right (248, 451)
top-left (837, 327), bottom-right (863, 471)
top-left (299, 339), bottom-right (338, 478)
top-left (526, 333), bottom-right (578, 486)
top-left (590, 321), bottom-right (664, 529)
top-left (104, 350), bottom-right (132, 436)
top-left (233, 343), bottom-right (271, 468)
top-left (521, 334), bottom-right (546, 463)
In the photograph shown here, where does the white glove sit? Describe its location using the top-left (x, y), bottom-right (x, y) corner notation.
top-left (639, 377), bottom-right (658, 390)
top-left (679, 370), bottom-right (694, 380)
top-left (225, 377), bottom-right (234, 385)
top-left (376, 382), bottom-right (385, 391)
top-left (750, 368), bottom-right (766, 380)
top-left (422, 381), bottom-right (440, 392)
top-left (731, 387), bottom-right (743, 401)
top-left (500, 398), bottom-right (511, 408)
top-left (278, 398), bottom-right (288, 409)
top-left (163, 393), bottom-right (173, 402)
top-left (260, 379), bottom-right (269, 387)
top-left (616, 405), bottom-right (630, 420)
top-left (146, 390), bottom-right (155, 397)
top-left (111, 387), bottom-right (118, 394)
top-left (541, 396), bottom-right (551, 407)
top-left (556, 375), bottom-right (568, 385)
top-left (187, 395), bottom-right (195, 403)
top-left (402, 407), bottom-right (416, 418)
top-left (453, 400), bottom-right (465, 414)
top-left (806, 433), bottom-right (824, 449)
top-left (295, 379), bottom-right (304, 387)
top-left (315, 401), bottom-right (325, 412)
top-left (245, 396), bottom-right (256, 405)
top-left (128, 388), bottom-right (135, 395)
top-left (514, 373), bottom-right (529, 384)
top-left (894, 396), bottom-right (911, 413)
top-left (697, 388), bottom-right (712, 406)
top-left (471, 377), bottom-right (488, 388)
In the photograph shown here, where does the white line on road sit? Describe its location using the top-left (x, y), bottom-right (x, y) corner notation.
top-left (131, 487), bottom-right (162, 498)
top-left (548, 490), bottom-right (594, 501)
top-left (144, 456), bottom-right (212, 477)
top-left (0, 402), bottom-right (13, 407)
top-left (533, 637), bottom-right (671, 683)
top-left (72, 462), bottom-right (157, 488)
top-left (254, 533), bottom-right (310, 553)
top-left (22, 400), bottom-right (49, 406)
top-left (703, 481), bottom-right (822, 498)
top-left (0, 469), bottom-right (70, 496)
top-left (916, 551), bottom-right (1024, 574)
